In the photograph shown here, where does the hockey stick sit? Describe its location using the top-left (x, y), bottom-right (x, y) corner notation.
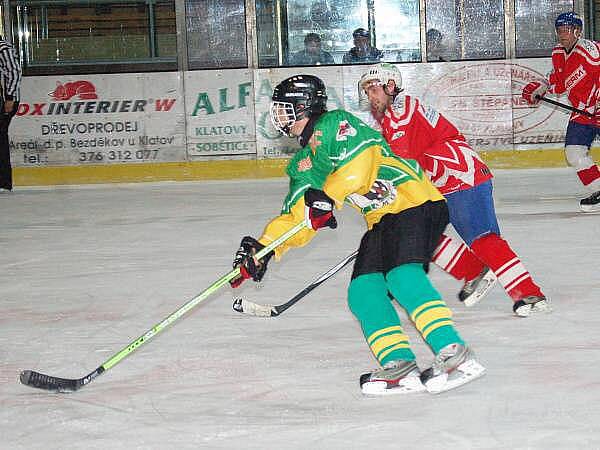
top-left (232, 250), bottom-right (358, 317)
top-left (19, 222), bottom-right (306, 393)
top-left (536, 95), bottom-right (595, 118)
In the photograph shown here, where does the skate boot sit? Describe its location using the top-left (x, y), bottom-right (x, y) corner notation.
top-left (420, 343), bottom-right (486, 394)
top-left (458, 267), bottom-right (497, 307)
top-left (360, 359), bottom-right (426, 395)
top-left (580, 190), bottom-right (600, 212)
top-left (513, 295), bottom-right (551, 317)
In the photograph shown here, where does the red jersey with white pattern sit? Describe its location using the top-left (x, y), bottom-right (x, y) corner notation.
top-left (369, 95), bottom-right (493, 195)
top-left (548, 38), bottom-right (600, 126)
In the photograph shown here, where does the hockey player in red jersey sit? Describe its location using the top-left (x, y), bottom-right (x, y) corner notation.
top-left (522, 12), bottom-right (600, 212)
top-left (359, 63), bottom-right (550, 317)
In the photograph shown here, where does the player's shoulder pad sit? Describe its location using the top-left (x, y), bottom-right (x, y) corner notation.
top-left (316, 109), bottom-right (363, 143)
top-left (390, 94), bottom-right (416, 118)
top-left (321, 108), bottom-right (364, 129)
top-left (419, 101), bottom-right (440, 127)
top-left (575, 39), bottom-right (600, 61)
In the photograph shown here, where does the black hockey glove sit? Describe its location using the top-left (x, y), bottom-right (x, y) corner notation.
top-left (230, 236), bottom-right (274, 288)
top-left (304, 188), bottom-right (337, 231)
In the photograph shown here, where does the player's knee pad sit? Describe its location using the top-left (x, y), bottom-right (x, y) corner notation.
top-left (347, 273), bottom-right (389, 318)
top-left (470, 232), bottom-right (504, 256)
top-left (565, 145), bottom-right (593, 170)
top-left (470, 232), bottom-right (520, 272)
top-left (432, 234), bottom-right (463, 268)
top-left (385, 263), bottom-right (441, 312)
top-left (471, 231), bottom-right (499, 247)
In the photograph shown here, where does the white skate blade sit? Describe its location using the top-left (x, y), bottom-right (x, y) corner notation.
top-left (424, 359), bottom-right (486, 394)
top-left (514, 299), bottom-right (552, 317)
top-left (361, 376), bottom-right (427, 396)
top-left (531, 299), bottom-right (552, 314)
top-left (580, 204), bottom-right (600, 213)
top-left (514, 303), bottom-right (532, 317)
top-left (463, 271), bottom-right (497, 307)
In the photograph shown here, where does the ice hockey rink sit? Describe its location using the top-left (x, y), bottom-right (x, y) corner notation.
top-left (1, 167), bottom-right (599, 449)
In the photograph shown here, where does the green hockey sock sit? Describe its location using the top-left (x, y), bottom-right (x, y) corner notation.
top-left (348, 272), bottom-right (415, 365)
top-left (386, 263), bottom-right (464, 354)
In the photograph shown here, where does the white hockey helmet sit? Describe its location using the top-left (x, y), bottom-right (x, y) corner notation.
top-left (358, 63), bottom-right (403, 110)
top-left (359, 63), bottom-right (403, 92)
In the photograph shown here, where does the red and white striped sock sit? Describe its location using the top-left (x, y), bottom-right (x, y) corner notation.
top-left (432, 234), bottom-right (485, 282)
top-left (470, 233), bottom-right (544, 301)
top-left (576, 165), bottom-right (600, 191)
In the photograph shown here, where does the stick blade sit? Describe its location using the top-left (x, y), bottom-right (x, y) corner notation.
top-left (232, 298), bottom-right (276, 317)
top-left (20, 370), bottom-right (81, 393)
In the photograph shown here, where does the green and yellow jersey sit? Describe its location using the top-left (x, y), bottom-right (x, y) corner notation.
top-left (259, 109), bottom-right (444, 258)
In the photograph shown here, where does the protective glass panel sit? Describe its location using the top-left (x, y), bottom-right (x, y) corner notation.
top-left (19, 2), bottom-right (150, 64)
top-left (425, 0), bottom-right (505, 61)
top-left (373, 0), bottom-right (420, 62)
top-left (13, 0), bottom-right (175, 69)
top-left (185, 0), bottom-right (247, 69)
top-left (515, 0), bottom-right (574, 58)
top-left (283, 0), bottom-right (367, 65)
top-left (256, 0), bottom-right (418, 67)
top-left (155, 1), bottom-right (177, 58)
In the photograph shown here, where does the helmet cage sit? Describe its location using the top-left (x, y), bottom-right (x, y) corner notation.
top-left (270, 75), bottom-right (327, 136)
top-left (270, 100), bottom-right (301, 137)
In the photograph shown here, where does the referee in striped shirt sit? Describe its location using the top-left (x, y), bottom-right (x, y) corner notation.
top-left (0, 36), bottom-right (21, 192)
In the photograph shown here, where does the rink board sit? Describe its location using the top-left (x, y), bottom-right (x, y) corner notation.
top-left (10, 59), bottom-right (600, 186)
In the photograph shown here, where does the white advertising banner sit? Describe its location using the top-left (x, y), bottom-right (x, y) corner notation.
top-left (11, 72), bottom-right (185, 167)
top-left (419, 59), bottom-right (565, 151)
top-left (185, 69), bottom-right (256, 158)
top-left (10, 58), bottom-right (573, 173)
top-left (344, 59), bottom-right (566, 151)
top-left (254, 67), bottom-right (345, 158)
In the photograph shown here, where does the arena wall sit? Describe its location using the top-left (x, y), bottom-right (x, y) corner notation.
top-left (11, 59), bottom-right (599, 186)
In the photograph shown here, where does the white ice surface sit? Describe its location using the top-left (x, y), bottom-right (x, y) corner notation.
top-left (1, 168), bottom-right (599, 450)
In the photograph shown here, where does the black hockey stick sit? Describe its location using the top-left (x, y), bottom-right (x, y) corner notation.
top-left (19, 223), bottom-right (306, 393)
top-left (536, 95), bottom-right (594, 118)
top-left (232, 250), bottom-right (358, 317)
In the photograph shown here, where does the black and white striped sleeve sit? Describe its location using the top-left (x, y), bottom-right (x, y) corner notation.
top-left (0, 41), bottom-right (22, 101)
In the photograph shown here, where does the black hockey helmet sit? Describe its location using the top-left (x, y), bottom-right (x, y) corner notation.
top-left (270, 74), bottom-right (328, 136)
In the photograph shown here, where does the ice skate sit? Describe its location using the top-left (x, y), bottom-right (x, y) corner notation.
top-left (458, 267), bottom-right (497, 307)
top-left (360, 359), bottom-right (426, 395)
top-left (580, 190), bottom-right (600, 212)
top-left (513, 295), bottom-right (551, 317)
top-left (420, 343), bottom-right (485, 394)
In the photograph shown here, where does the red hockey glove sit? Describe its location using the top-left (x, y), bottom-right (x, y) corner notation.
top-left (522, 81), bottom-right (547, 105)
top-left (304, 188), bottom-right (337, 231)
top-left (230, 236), bottom-right (274, 288)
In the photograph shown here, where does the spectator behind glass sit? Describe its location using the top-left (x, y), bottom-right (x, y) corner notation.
top-left (288, 33), bottom-right (335, 66)
top-left (342, 28), bottom-right (383, 64)
top-left (426, 28), bottom-right (452, 62)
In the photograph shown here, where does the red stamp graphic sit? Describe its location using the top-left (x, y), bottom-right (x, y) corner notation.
top-left (422, 63), bottom-right (558, 142)
top-left (49, 80), bottom-right (98, 101)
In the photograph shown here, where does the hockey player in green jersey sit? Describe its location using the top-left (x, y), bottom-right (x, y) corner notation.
top-left (230, 74), bottom-right (485, 395)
